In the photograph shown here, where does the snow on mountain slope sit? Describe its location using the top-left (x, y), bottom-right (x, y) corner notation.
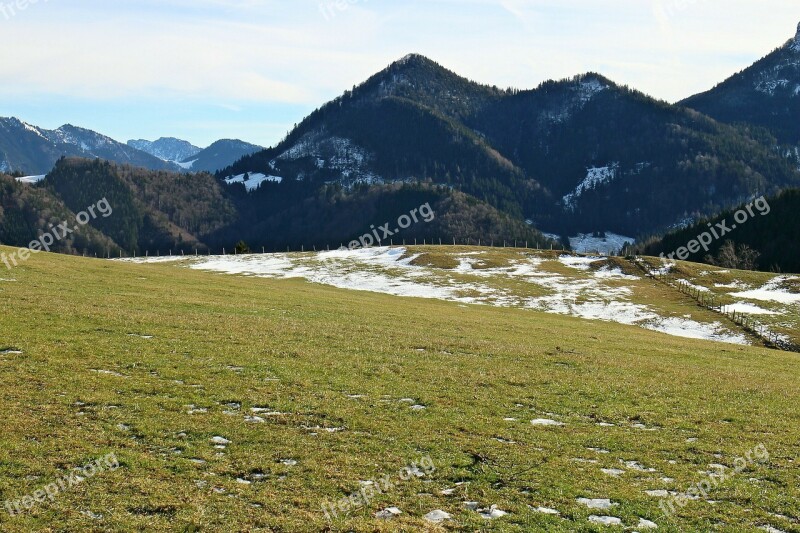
top-left (16, 118), bottom-right (50, 140)
top-left (274, 131), bottom-right (383, 186)
top-left (122, 247), bottom-right (750, 345)
top-left (575, 77), bottom-right (608, 102)
top-left (0, 118), bottom-right (181, 173)
top-left (563, 164), bottom-right (619, 211)
top-left (45, 125), bottom-right (114, 152)
top-left (569, 233), bottom-right (633, 255)
top-left (15, 174), bottom-right (46, 184)
top-left (539, 75), bottom-right (610, 124)
top-left (752, 24), bottom-right (800, 96)
top-left (223, 173), bottom-right (283, 192)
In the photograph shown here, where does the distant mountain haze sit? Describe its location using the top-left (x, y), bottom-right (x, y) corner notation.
top-left (0, 118), bottom-right (261, 176)
top-left (0, 118), bottom-right (181, 175)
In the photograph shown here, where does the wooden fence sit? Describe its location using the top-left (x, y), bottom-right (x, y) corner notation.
top-left (629, 257), bottom-right (799, 353)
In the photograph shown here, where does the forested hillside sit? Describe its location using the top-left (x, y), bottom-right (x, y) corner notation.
top-left (641, 189), bottom-right (800, 273)
top-left (1, 158), bottom-right (552, 256)
top-left (0, 173), bottom-right (119, 257)
top-left (214, 180), bottom-right (552, 250)
top-left (222, 56), bottom-right (800, 238)
top-left (43, 158), bottom-right (238, 253)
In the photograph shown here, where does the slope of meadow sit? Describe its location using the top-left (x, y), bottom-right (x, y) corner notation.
top-left (0, 246), bottom-right (798, 532)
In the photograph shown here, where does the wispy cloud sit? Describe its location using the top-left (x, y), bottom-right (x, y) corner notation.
top-left (0, 0), bottom-right (797, 146)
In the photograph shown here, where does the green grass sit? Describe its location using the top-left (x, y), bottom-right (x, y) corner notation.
top-left (0, 246), bottom-right (798, 532)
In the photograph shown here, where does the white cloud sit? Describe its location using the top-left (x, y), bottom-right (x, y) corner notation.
top-left (1, 0), bottom-right (798, 145)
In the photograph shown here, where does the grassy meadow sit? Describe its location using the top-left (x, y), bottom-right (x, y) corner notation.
top-left (0, 245), bottom-right (798, 532)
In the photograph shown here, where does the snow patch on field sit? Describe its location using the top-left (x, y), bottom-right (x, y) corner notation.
top-left (122, 248), bottom-right (751, 345)
top-left (731, 277), bottom-right (800, 304)
top-left (723, 303), bottom-right (780, 316)
top-left (193, 248), bottom-right (475, 302)
top-left (118, 256), bottom-right (186, 263)
top-left (558, 255), bottom-right (603, 270)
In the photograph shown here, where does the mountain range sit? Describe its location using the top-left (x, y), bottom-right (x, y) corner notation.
top-left (223, 31), bottom-right (800, 239)
top-left (0, 118), bottom-right (178, 175)
top-left (0, 119), bottom-right (261, 175)
top-left (3, 22), bottom-right (800, 272)
top-left (128, 137), bottom-right (263, 173)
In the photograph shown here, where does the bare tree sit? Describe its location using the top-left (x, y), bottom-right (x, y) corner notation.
top-left (706, 240), bottom-right (761, 271)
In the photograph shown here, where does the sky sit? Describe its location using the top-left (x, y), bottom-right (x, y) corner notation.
top-left (0, 0), bottom-right (798, 148)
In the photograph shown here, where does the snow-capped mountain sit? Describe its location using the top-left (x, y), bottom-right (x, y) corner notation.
top-left (127, 137), bottom-right (201, 164)
top-left (682, 21), bottom-right (800, 147)
top-left (0, 117), bottom-right (181, 175)
top-left (0, 116), bottom-right (262, 176)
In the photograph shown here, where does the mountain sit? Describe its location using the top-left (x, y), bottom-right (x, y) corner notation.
top-left (471, 73), bottom-right (800, 235)
top-left (641, 188), bottom-right (800, 273)
top-left (0, 118), bottom-right (182, 175)
top-left (182, 139), bottom-right (263, 173)
top-left (127, 137), bottom-right (201, 164)
top-left (221, 55), bottom-right (800, 237)
top-left (681, 22), bottom-right (800, 150)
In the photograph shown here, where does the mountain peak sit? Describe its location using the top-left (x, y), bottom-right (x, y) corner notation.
top-left (792, 21), bottom-right (800, 51)
top-left (395, 53), bottom-right (431, 66)
top-left (789, 23), bottom-right (800, 52)
top-left (128, 137), bottom-right (202, 163)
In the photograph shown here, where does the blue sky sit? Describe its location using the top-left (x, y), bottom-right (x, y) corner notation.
top-left (1, 0), bottom-right (798, 148)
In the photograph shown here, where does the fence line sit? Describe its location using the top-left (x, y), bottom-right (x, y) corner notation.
top-left (629, 257), bottom-right (799, 353)
top-left (95, 237), bottom-right (611, 260)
